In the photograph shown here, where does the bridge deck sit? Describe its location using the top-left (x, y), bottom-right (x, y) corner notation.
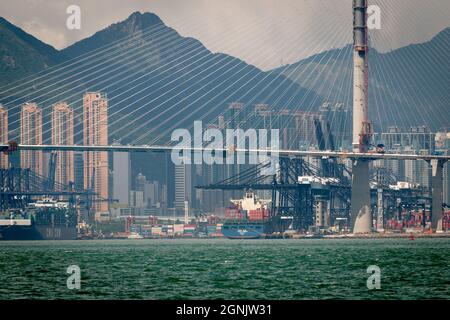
top-left (1, 144), bottom-right (449, 161)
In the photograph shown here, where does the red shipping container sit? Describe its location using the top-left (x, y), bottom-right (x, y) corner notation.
top-left (225, 207), bottom-right (245, 220)
top-left (247, 209), bottom-right (269, 221)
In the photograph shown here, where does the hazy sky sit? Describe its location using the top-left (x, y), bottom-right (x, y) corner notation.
top-left (1, 0), bottom-right (449, 70)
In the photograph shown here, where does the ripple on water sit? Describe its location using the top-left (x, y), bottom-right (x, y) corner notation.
top-left (0, 238), bottom-right (449, 299)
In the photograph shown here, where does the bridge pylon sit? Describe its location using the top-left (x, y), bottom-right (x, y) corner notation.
top-left (350, 159), bottom-right (372, 233)
top-left (430, 159), bottom-right (446, 232)
top-left (350, 0), bottom-right (372, 233)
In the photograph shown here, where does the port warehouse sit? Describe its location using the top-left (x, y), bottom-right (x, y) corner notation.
top-left (1, 163), bottom-right (450, 239)
top-left (124, 216), bottom-right (221, 238)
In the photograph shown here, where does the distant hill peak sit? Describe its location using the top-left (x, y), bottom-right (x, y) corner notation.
top-left (127, 11), bottom-right (163, 24)
top-left (106, 11), bottom-right (165, 33)
top-left (60, 11), bottom-right (172, 58)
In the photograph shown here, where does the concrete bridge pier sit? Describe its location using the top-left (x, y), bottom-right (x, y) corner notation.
top-left (430, 159), bottom-right (446, 232)
top-left (376, 187), bottom-right (384, 232)
top-left (350, 159), bottom-right (372, 233)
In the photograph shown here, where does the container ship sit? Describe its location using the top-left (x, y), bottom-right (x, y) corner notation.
top-left (0, 199), bottom-right (77, 240)
top-left (221, 192), bottom-right (290, 239)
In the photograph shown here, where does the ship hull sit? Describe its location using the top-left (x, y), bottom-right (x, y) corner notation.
top-left (221, 222), bottom-right (265, 239)
top-left (222, 216), bottom-right (292, 239)
top-left (0, 225), bottom-right (77, 240)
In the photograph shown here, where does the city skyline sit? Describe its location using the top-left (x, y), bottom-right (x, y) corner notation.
top-left (0, 98), bottom-right (448, 189)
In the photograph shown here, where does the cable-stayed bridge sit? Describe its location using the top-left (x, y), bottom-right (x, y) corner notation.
top-left (1, 142), bottom-right (449, 233)
top-left (0, 1), bottom-right (449, 233)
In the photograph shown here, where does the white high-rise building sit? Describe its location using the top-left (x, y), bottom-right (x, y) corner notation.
top-left (404, 149), bottom-right (431, 188)
top-left (130, 190), bottom-right (145, 208)
top-left (113, 151), bottom-right (130, 206)
top-left (174, 164), bottom-right (192, 212)
top-left (143, 180), bottom-right (160, 207)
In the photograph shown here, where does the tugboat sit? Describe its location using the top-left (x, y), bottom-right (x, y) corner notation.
top-left (127, 232), bottom-right (144, 239)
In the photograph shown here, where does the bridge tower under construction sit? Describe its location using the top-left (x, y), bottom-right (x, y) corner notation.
top-left (351, 0), bottom-right (372, 233)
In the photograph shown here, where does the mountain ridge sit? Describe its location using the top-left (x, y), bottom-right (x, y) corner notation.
top-left (0, 12), bottom-right (448, 135)
top-left (270, 27), bottom-right (450, 131)
top-left (0, 16), bottom-right (64, 86)
top-left (0, 12), bottom-right (319, 145)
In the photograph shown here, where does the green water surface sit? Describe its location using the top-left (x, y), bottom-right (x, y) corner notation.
top-left (0, 238), bottom-right (448, 299)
